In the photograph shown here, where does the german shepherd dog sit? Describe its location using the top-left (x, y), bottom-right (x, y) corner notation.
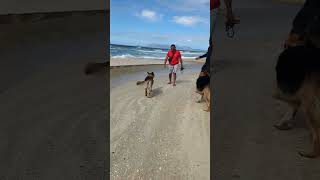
top-left (136, 72), bottom-right (155, 98)
top-left (84, 61), bottom-right (108, 75)
top-left (273, 45), bottom-right (320, 158)
top-left (196, 73), bottom-right (210, 112)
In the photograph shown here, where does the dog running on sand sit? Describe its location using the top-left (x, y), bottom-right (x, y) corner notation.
top-left (137, 72), bottom-right (155, 98)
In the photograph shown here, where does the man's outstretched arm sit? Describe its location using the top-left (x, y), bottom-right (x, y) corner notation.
top-left (197, 52), bottom-right (207, 60)
top-left (179, 57), bottom-right (184, 70)
top-left (164, 55), bottom-right (168, 67)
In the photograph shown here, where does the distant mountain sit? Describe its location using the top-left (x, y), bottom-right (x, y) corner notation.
top-left (146, 43), bottom-right (202, 51)
top-left (146, 44), bottom-right (170, 50)
top-left (110, 43), bottom-right (205, 51)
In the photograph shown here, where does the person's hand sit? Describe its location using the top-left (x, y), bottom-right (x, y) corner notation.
top-left (284, 33), bottom-right (305, 49)
top-left (225, 12), bottom-right (240, 26)
top-left (180, 66), bottom-right (184, 71)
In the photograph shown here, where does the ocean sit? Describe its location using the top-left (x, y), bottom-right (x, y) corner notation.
top-left (110, 44), bottom-right (207, 60)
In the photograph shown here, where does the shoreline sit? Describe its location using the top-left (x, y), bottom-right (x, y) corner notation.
top-left (110, 57), bottom-right (205, 67)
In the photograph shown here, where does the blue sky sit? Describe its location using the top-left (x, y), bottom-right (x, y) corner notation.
top-left (110, 0), bottom-right (210, 50)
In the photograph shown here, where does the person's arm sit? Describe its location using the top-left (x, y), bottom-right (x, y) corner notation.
top-left (179, 56), bottom-right (184, 70)
top-left (196, 52), bottom-right (207, 60)
top-left (199, 52), bottom-right (208, 59)
top-left (223, 0), bottom-right (240, 24)
top-left (164, 55), bottom-right (168, 67)
top-left (223, 0), bottom-right (233, 16)
top-left (223, 0), bottom-right (234, 21)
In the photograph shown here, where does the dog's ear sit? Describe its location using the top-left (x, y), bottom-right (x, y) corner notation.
top-left (151, 72), bottom-right (154, 75)
top-left (147, 72), bottom-right (150, 74)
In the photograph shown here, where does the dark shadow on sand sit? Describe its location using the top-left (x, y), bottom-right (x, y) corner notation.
top-left (292, 112), bottom-right (308, 129)
top-left (212, 59), bottom-right (256, 74)
top-left (152, 87), bottom-right (163, 97)
top-left (175, 79), bottom-right (192, 84)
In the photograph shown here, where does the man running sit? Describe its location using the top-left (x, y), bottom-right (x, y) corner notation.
top-left (164, 44), bottom-right (184, 86)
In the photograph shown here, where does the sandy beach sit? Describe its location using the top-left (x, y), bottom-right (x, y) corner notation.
top-left (110, 57), bottom-right (205, 67)
top-left (0, 12), bottom-right (107, 179)
top-left (110, 62), bottom-right (210, 179)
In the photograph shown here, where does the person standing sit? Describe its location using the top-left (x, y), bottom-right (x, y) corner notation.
top-left (198, 0), bottom-right (240, 77)
top-left (164, 44), bottom-right (184, 86)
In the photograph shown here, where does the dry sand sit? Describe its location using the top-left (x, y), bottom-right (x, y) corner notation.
top-left (0, 12), bottom-right (107, 179)
top-left (110, 64), bottom-right (210, 179)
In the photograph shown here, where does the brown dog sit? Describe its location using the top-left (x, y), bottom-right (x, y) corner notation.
top-left (196, 85), bottom-right (210, 112)
top-left (196, 73), bottom-right (210, 112)
top-left (274, 45), bottom-right (320, 158)
top-left (137, 72), bottom-right (154, 98)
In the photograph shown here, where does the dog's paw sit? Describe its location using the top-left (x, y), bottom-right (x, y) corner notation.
top-left (195, 90), bottom-right (203, 95)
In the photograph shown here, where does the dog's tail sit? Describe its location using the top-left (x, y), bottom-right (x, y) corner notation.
top-left (136, 81), bottom-right (145, 85)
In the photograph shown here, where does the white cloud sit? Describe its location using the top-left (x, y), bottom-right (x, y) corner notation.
top-left (157, 0), bottom-right (209, 12)
top-left (111, 31), bottom-right (208, 42)
top-left (136, 9), bottom-right (162, 21)
top-left (111, 31), bottom-right (209, 49)
top-left (172, 16), bottom-right (207, 26)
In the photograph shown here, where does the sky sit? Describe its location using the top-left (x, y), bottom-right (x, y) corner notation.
top-left (110, 0), bottom-right (210, 50)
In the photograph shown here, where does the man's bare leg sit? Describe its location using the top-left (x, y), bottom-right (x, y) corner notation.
top-left (168, 73), bottom-right (172, 84)
top-left (173, 73), bottom-right (176, 86)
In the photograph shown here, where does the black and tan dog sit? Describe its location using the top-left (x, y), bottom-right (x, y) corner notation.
top-left (273, 45), bottom-right (320, 158)
top-left (196, 73), bottom-right (210, 112)
top-left (137, 72), bottom-right (155, 98)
